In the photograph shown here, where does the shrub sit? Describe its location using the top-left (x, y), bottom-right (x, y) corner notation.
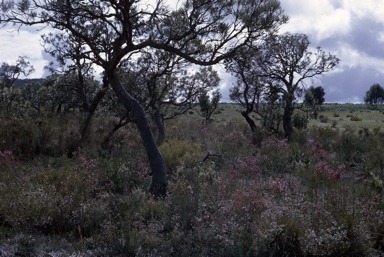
top-left (333, 112), bottom-right (340, 117)
top-left (319, 115), bottom-right (329, 123)
top-left (350, 115), bottom-right (362, 121)
top-left (159, 139), bottom-right (203, 176)
top-left (292, 114), bottom-right (308, 130)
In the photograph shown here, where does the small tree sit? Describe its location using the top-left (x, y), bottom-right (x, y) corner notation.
top-left (0, 57), bottom-right (34, 115)
top-left (199, 89), bottom-right (222, 122)
top-left (364, 83), bottom-right (384, 108)
top-left (304, 86), bottom-right (325, 119)
top-left (0, 56), bottom-right (34, 88)
top-left (256, 33), bottom-right (339, 138)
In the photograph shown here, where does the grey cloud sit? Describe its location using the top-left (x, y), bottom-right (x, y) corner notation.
top-left (322, 66), bottom-right (383, 103)
top-left (317, 15), bottom-right (384, 58)
top-left (345, 16), bottom-right (384, 58)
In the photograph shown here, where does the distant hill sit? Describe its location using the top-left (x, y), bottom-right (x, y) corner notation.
top-left (14, 78), bottom-right (44, 88)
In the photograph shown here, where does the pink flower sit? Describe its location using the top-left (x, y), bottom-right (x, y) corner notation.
top-left (273, 179), bottom-right (288, 194)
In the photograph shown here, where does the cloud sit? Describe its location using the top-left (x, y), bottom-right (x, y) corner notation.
top-left (322, 66), bottom-right (383, 103)
top-left (278, 0), bottom-right (384, 103)
top-left (0, 26), bottom-right (50, 78)
top-left (280, 0), bottom-right (351, 41)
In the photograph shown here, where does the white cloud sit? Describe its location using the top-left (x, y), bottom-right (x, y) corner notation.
top-left (280, 0), bottom-right (351, 41)
top-left (0, 27), bottom-right (49, 78)
top-left (343, 0), bottom-right (384, 22)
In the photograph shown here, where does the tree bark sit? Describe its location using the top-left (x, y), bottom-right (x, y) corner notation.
top-left (80, 87), bottom-right (107, 140)
top-left (153, 108), bottom-right (165, 144)
top-left (283, 97), bottom-right (293, 139)
top-left (241, 111), bottom-right (257, 132)
top-left (110, 73), bottom-right (167, 197)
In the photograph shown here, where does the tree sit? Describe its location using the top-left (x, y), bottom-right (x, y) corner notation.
top-left (199, 89), bottom-right (222, 122)
top-left (226, 46), bottom-right (283, 133)
top-left (0, 56), bottom-right (34, 88)
top-left (364, 83), bottom-right (384, 107)
top-left (1, 0), bottom-right (287, 196)
top-left (304, 86), bottom-right (325, 119)
top-left (119, 50), bottom-right (220, 142)
top-left (255, 33), bottom-right (339, 138)
top-left (0, 57), bottom-right (34, 115)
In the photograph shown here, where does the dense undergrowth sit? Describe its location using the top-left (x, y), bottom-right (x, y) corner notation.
top-left (0, 113), bottom-right (384, 256)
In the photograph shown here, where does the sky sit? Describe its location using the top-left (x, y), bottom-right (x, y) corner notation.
top-left (1, 0), bottom-right (384, 103)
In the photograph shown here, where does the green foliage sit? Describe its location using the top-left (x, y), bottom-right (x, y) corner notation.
top-left (159, 139), bottom-right (203, 176)
top-left (364, 83), bottom-right (384, 106)
top-left (304, 86), bottom-right (325, 106)
top-left (292, 113), bottom-right (308, 129)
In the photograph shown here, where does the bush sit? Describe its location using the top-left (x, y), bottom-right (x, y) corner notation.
top-left (319, 115), bottom-right (329, 123)
top-left (350, 115), bottom-right (362, 121)
top-left (292, 114), bottom-right (308, 130)
top-left (159, 139), bottom-right (203, 176)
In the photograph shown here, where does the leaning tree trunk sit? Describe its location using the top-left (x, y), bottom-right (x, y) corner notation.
top-left (241, 110), bottom-right (257, 132)
top-left (110, 73), bottom-right (167, 197)
top-left (67, 86), bottom-right (108, 157)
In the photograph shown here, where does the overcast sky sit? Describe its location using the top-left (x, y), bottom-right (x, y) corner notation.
top-left (1, 0), bottom-right (384, 103)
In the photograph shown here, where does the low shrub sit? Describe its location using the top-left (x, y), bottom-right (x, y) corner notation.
top-left (292, 114), bottom-right (308, 130)
top-left (319, 115), bottom-right (329, 123)
top-left (159, 138), bottom-right (203, 176)
top-left (350, 115), bottom-right (362, 121)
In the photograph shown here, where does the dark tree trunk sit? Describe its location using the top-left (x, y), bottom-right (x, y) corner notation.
top-left (110, 73), bottom-right (167, 197)
top-left (67, 86), bottom-right (107, 158)
top-left (153, 108), bottom-right (165, 143)
top-left (241, 111), bottom-right (257, 132)
top-left (101, 116), bottom-right (131, 149)
top-left (283, 98), bottom-right (293, 139)
top-left (80, 87), bottom-right (107, 140)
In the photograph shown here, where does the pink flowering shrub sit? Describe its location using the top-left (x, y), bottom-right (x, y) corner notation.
top-left (272, 179), bottom-right (289, 194)
top-left (0, 150), bottom-right (15, 165)
top-left (230, 154), bottom-right (260, 178)
top-left (304, 140), bottom-right (345, 182)
top-left (259, 137), bottom-right (292, 174)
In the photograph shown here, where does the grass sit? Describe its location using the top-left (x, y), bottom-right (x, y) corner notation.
top-left (0, 104), bottom-right (384, 256)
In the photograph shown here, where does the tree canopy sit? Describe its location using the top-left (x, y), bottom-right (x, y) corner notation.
top-left (226, 33), bottom-right (339, 138)
top-left (364, 83), bottom-right (384, 106)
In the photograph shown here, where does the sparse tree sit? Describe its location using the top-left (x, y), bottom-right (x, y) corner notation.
top-left (119, 50), bottom-right (220, 142)
top-left (1, 0), bottom-right (287, 196)
top-left (0, 57), bottom-right (34, 114)
top-left (199, 89), bottom-right (222, 122)
top-left (0, 56), bottom-right (34, 88)
top-left (227, 46), bottom-right (283, 133)
top-left (256, 33), bottom-right (339, 138)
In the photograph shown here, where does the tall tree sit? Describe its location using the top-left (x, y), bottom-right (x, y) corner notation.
top-left (226, 46), bottom-right (283, 133)
top-left (256, 33), bottom-right (339, 138)
top-left (364, 83), bottom-right (384, 108)
top-left (1, 0), bottom-right (287, 196)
